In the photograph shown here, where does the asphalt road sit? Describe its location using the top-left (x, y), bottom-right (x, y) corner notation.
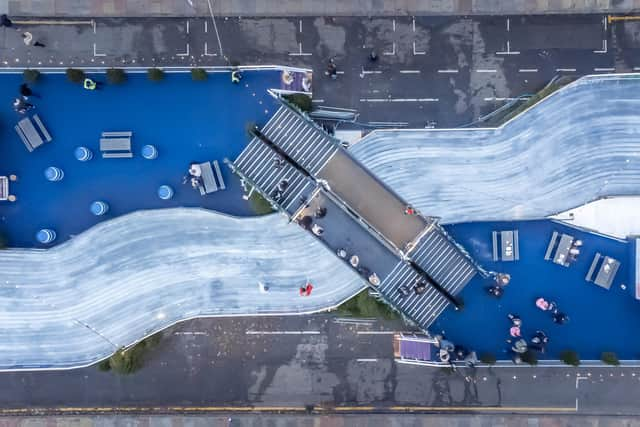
top-left (0, 14), bottom-right (635, 127)
top-left (0, 314), bottom-right (640, 415)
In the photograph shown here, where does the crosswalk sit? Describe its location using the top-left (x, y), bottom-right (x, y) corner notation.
top-left (260, 107), bottom-right (339, 176)
top-left (233, 137), bottom-right (316, 215)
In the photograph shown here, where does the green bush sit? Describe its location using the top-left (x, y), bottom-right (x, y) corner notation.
top-left (248, 191), bottom-right (275, 215)
top-left (560, 350), bottom-right (580, 367)
top-left (106, 68), bottom-right (126, 84)
top-left (601, 352), bottom-right (620, 366)
top-left (23, 69), bottom-right (40, 83)
top-left (98, 333), bottom-right (162, 374)
top-left (521, 350), bottom-right (538, 366)
top-left (147, 68), bottom-right (164, 82)
top-left (284, 93), bottom-right (313, 112)
top-left (336, 290), bottom-right (399, 320)
top-left (191, 68), bottom-right (208, 81)
top-left (479, 353), bottom-right (496, 365)
top-left (66, 68), bottom-right (85, 84)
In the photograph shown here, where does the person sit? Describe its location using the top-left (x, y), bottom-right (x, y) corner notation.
top-left (369, 50), bottom-right (378, 61)
top-left (535, 297), bottom-right (550, 311)
top-left (325, 59), bottom-right (337, 79)
top-left (530, 330), bottom-right (549, 352)
top-left (13, 96), bottom-right (33, 114)
top-left (231, 70), bottom-right (242, 83)
top-left (553, 312), bottom-right (569, 324)
top-left (404, 206), bottom-right (416, 215)
top-left (83, 78), bottom-right (99, 90)
top-left (512, 338), bottom-right (528, 353)
top-left (19, 83), bottom-right (39, 99)
top-left (509, 326), bottom-right (521, 338)
top-left (507, 313), bottom-right (522, 327)
top-left (486, 285), bottom-right (504, 298)
top-left (1, 14), bottom-right (12, 27)
top-left (22, 32), bottom-right (33, 46)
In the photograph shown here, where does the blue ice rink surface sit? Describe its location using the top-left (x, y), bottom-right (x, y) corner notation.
top-left (436, 219), bottom-right (639, 360)
top-left (0, 70), bottom-right (280, 247)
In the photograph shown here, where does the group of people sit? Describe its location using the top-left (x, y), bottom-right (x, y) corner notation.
top-left (12, 83), bottom-right (38, 114)
top-left (485, 273), bottom-right (511, 298)
top-left (506, 313), bottom-right (550, 356)
top-left (536, 296), bottom-right (569, 324)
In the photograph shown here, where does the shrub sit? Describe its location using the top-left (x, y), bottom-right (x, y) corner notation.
top-left (336, 290), bottom-right (399, 320)
top-left (66, 68), bottom-right (85, 84)
top-left (479, 352), bottom-right (496, 365)
top-left (98, 333), bottom-right (162, 374)
top-left (23, 69), bottom-right (40, 83)
top-left (147, 68), bottom-right (164, 82)
top-left (521, 350), bottom-right (538, 366)
top-left (97, 359), bottom-right (111, 371)
top-left (106, 68), bottom-right (126, 84)
top-left (248, 191), bottom-right (275, 215)
top-left (191, 68), bottom-right (207, 81)
top-left (560, 350), bottom-right (580, 367)
top-left (601, 352), bottom-right (620, 366)
top-left (284, 93), bottom-right (312, 112)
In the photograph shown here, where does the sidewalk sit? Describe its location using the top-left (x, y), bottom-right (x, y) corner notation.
top-left (6, 0), bottom-right (640, 17)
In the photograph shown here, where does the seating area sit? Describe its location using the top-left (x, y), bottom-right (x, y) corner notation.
top-left (191, 160), bottom-right (227, 195)
top-left (100, 131), bottom-right (133, 158)
top-left (15, 114), bottom-right (52, 152)
top-left (585, 253), bottom-right (620, 290)
top-left (0, 176), bottom-right (8, 201)
top-left (492, 230), bottom-right (519, 262)
top-left (544, 231), bottom-right (582, 267)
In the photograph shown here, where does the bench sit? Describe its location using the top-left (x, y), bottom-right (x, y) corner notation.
top-left (17, 117), bottom-right (44, 151)
top-left (544, 231), bottom-right (558, 261)
top-left (100, 138), bottom-right (131, 152)
top-left (15, 125), bottom-right (33, 152)
top-left (0, 176), bottom-right (8, 201)
top-left (102, 152), bottom-right (134, 159)
top-left (199, 161), bottom-right (218, 195)
top-left (32, 114), bottom-right (52, 142)
top-left (102, 131), bottom-right (132, 138)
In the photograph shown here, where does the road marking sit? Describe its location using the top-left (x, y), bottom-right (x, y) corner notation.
top-left (356, 358), bottom-right (378, 362)
top-left (176, 43), bottom-right (190, 57)
top-left (245, 331), bottom-right (321, 335)
top-left (93, 43), bottom-right (106, 57)
top-left (556, 68), bottom-right (577, 72)
top-left (13, 19), bottom-right (93, 25)
top-left (93, 20), bottom-right (96, 34)
top-left (437, 69), bottom-right (459, 74)
top-left (204, 42), bottom-right (217, 56)
top-left (357, 331), bottom-right (395, 335)
top-left (399, 70), bottom-right (420, 74)
top-left (484, 97), bottom-right (519, 101)
top-left (496, 41), bottom-right (520, 55)
top-left (594, 39), bottom-right (608, 54)
top-left (312, 99), bottom-right (324, 103)
top-left (412, 17), bottom-right (416, 32)
top-left (289, 42), bottom-right (312, 56)
top-left (506, 18), bottom-right (510, 32)
top-left (359, 98), bottom-right (439, 102)
top-left (204, 20), bottom-right (207, 33)
top-left (413, 41), bottom-right (426, 55)
top-left (518, 68), bottom-right (538, 73)
top-left (594, 67), bottom-right (615, 72)
top-left (361, 69), bottom-right (382, 75)
top-left (186, 19), bottom-right (190, 34)
top-left (392, 18), bottom-right (396, 32)
top-left (384, 42), bottom-right (396, 56)
top-left (174, 331), bottom-right (208, 336)
top-left (299, 19), bottom-right (302, 33)
top-left (476, 69), bottom-right (497, 73)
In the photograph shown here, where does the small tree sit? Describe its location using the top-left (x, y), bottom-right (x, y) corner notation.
top-left (66, 68), bottom-right (85, 83)
top-left (23, 69), bottom-right (40, 83)
top-left (106, 68), bottom-right (126, 84)
top-left (479, 352), bottom-right (496, 365)
top-left (284, 93), bottom-right (312, 112)
top-left (97, 359), bottom-right (111, 371)
top-left (560, 350), bottom-right (580, 367)
top-left (191, 68), bottom-right (207, 81)
top-left (521, 350), bottom-right (538, 366)
top-left (147, 68), bottom-right (164, 82)
top-left (601, 352), bottom-right (620, 366)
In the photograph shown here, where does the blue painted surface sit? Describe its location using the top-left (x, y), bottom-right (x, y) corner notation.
top-left (0, 71), bottom-right (279, 247)
top-left (436, 219), bottom-right (638, 360)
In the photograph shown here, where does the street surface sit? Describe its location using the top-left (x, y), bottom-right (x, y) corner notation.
top-left (0, 15), bottom-right (636, 126)
top-left (0, 315), bottom-right (640, 415)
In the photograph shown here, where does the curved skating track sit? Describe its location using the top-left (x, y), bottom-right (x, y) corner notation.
top-left (1, 74), bottom-right (640, 369)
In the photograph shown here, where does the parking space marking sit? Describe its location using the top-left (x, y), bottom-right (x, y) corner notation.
top-left (357, 331), bottom-right (395, 334)
top-left (384, 42), bottom-right (396, 56)
top-left (204, 42), bottom-right (217, 56)
top-left (399, 70), bottom-right (420, 74)
top-left (484, 97), bottom-right (519, 101)
top-left (359, 98), bottom-right (439, 102)
top-left (438, 69), bottom-right (459, 73)
top-left (476, 69), bottom-right (497, 73)
top-left (412, 17), bottom-right (426, 55)
top-left (290, 21), bottom-right (313, 56)
top-left (356, 358), bottom-right (379, 362)
top-left (519, 68), bottom-right (538, 73)
top-left (93, 43), bottom-right (106, 57)
top-left (594, 67), bottom-right (615, 72)
top-left (556, 68), bottom-right (577, 72)
top-left (177, 43), bottom-right (190, 57)
top-left (497, 40), bottom-right (520, 55)
top-left (186, 20), bottom-right (190, 34)
top-left (246, 331), bottom-right (321, 335)
top-left (594, 16), bottom-right (608, 53)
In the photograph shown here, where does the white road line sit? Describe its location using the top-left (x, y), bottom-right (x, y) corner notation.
top-left (438, 69), bottom-right (459, 73)
top-left (93, 43), bottom-right (106, 57)
top-left (384, 42), bottom-right (396, 56)
top-left (413, 41), bottom-right (426, 55)
top-left (289, 42), bottom-right (312, 56)
top-left (186, 19), bottom-right (190, 34)
top-left (476, 69), bottom-right (497, 73)
top-left (359, 98), bottom-right (439, 102)
top-left (361, 69), bottom-right (382, 75)
top-left (174, 331), bottom-right (208, 336)
top-left (507, 18), bottom-right (510, 32)
top-left (594, 39), bottom-right (607, 54)
top-left (204, 20), bottom-right (207, 33)
top-left (412, 17), bottom-right (416, 32)
top-left (399, 70), bottom-right (420, 74)
top-left (311, 99), bottom-right (324, 103)
top-left (604, 15), bottom-right (608, 31)
top-left (496, 41), bottom-right (520, 55)
top-left (299, 19), bottom-right (302, 33)
top-left (594, 67), bottom-right (615, 72)
top-left (519, 68), bottom-right (538, 73)
top-left (556, 68), bottom-right (577, 72)
top-left (392, 18), bottom-right (396, 32)
top-left (634, 67), bottom-right (640, 71)
top-left (247, 331), bottom-right (322, 335)
top-left (176, 43), bottom-right (190, 57)
top-left (204, 42), bottom-right (217, 56)
top-left (356, 358), bottom-right (379, 362)
top-left (93, 20), bottom-right (96, 34)
top-left (357, 331), bottom-right (395, 335)
top-left (484, 97), bottom-right (519, 101)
